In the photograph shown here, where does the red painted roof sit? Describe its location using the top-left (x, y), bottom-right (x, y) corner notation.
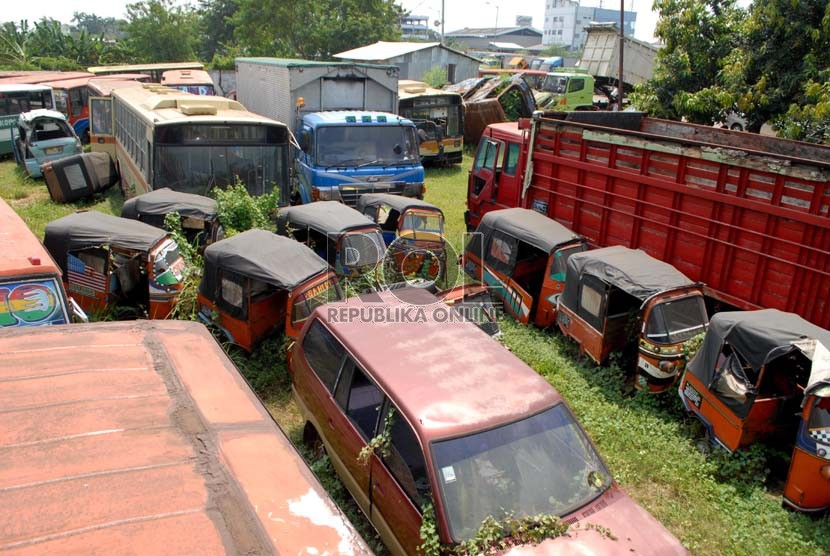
top-left (315, 289), bottom-right (562, 441)
top-left (0, 198), bottom-right (62, 280)
top-left (0, 320), bottom-right (369, 555)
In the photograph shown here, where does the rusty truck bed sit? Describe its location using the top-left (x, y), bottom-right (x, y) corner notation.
top-left (0, 320), bottom-right (369, 555)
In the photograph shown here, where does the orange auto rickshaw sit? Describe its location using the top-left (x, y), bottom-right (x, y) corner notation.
top-left (197, 229), bottom-right (343, 351)
top-left (357, 193), bottom-right (446, 283)
top-left (679, 309), bottom-right (830, 512)
top-left (43, 211), bottom-right (185, 319)
top-left (462, 207), bottom-right (586, 327)
top-left (557, 246), bottom-right (708, 392)
top-left (121, 188), bottom-right (223, 248)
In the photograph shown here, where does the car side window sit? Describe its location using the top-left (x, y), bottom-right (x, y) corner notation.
top-left (344, 363), bottom-right (384, 440)
top-left (302, 320), bottom-right (346, 393)
top-left (503, 143), bottom-right (521, 176)
top-left (381, 403), bottom-right (430, 510)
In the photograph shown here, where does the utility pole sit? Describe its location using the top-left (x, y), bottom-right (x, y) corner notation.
top-left (441, 0), bottom-right (445, 45)
top-left (618, 0), bottom-right (624, 111)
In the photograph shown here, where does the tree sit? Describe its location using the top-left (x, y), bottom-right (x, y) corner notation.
top-left (123, 0), bottom-right (200, 62)
top-left (724, 0), bottom-right (830, 133)
top-left (630, 0), bottom-right (745, 125)
top-left (198, 0), bottom-right (238, 61)
top-left (233, 0), bottom-right (403, 59)
top-left (72, 12), bottom-right (122, 38)
top-left (0, 18), bottom-right (108, 69)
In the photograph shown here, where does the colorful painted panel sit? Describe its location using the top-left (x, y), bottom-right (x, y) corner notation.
top-left (0, 278), bottom-right (69, 328)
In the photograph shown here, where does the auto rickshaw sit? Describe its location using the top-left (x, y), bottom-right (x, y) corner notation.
top-left (197, 229), bottom-right (343, 351)
top-left (357, 193), bottom-right (446, 283)
top-left (121, 188), bottom-right (222, 247)
top-left (679, 309), bottom-right (830, 512)
top-left (43, 211), bottom-right (185, 319)
top-left (277, 201), bottom-right (385, 278)
top-left (463, 207), bottom-right (587, 327)
top-left (557, 246), bottom-right (708, 392)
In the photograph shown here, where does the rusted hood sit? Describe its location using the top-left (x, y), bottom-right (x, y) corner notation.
top-left (504, 487), bottom-right (687, 556)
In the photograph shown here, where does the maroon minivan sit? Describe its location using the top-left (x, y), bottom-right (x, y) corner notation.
top-left (289, 290), bottom-right (687, 555)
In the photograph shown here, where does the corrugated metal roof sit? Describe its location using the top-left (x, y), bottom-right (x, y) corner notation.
top-left (235, 57), bottom-right (396, 71)
top-left (334, 41), bottom-right (480, 63)
top-left (446, 26), bottom-right (543, 37)
top-left (489, 41), bottom-right (525, 50)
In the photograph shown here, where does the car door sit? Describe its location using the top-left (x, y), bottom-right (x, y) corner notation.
top-left (369, 400), bottom-right (429, 555)
top-left (331, 358), bottom-right (385, 516)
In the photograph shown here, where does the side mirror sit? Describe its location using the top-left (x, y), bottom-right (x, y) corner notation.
top-left (69, 297), bottom-right (89, 323)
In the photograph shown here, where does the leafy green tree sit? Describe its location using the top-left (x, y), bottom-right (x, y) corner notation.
top-left (123, 0), bottom-right (200, 62)
top-left (0, 18), bottom-right (108, 69)
top-left (198, 0), bottom-right (238, 60)
top-left (630, 0), bottom-right (745, 124)
top-left (724, 0), bottom-right (830, 133)
top-left (233, 0), bottom-right (403, 59)
top-left (72, 12), bottom-right (122, 38)
top-left (774, 73), bottom-right (830, 144)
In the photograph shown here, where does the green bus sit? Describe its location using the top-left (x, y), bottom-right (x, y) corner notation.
top-left (0, 84), bottom-right (55, 156)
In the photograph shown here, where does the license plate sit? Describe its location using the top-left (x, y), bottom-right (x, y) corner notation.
top-left (683, 381), bottom-right (702, 408)
top-left (44, 146), bottom-right (63, 155)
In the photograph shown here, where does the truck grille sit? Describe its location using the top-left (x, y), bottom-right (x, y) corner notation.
top-left (339, 183), bottom-right (408, 206)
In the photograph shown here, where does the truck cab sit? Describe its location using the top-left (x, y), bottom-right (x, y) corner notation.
top-left (465, 121), bottom-right (528, 230)
top-left (536, 68), bottom-right (596, 110)
top-left (294, 111), bottom-right (425, 206)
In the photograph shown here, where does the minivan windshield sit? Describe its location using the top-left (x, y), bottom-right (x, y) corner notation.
top-left (316, 125), bottom-right (419, 167)
top-left (645, 295), bottom-right (708, 345)
top-left (431, 404), bottom-right (611, 541)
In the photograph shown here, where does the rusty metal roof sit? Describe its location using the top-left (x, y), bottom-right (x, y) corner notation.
top-left (0, 320), bottom-right (369, 555)
top-left (314, 290), bottom-right (561, 442)
top-left (0, 198), bottom-right (62, 280)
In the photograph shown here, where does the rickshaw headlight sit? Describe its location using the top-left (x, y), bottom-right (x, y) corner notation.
top-left (820, 465), bottom-right (830, 481)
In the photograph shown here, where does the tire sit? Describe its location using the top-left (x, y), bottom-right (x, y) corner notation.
top-left (730, 123), bottom-right (743, 132)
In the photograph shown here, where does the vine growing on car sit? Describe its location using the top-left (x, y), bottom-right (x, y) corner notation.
top-left (164, 211), bottom-right (202, 321)
top-left (357, 407), bottom-right (395, 466)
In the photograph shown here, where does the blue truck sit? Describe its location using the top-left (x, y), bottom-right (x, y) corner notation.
top-left (235, 58), bottom-right (424, 205)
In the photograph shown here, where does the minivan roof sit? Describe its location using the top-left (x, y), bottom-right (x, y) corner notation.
top-left (0, 321), bottom-right (369, 554)
top-left (312, 290), bottom-right (561, 440)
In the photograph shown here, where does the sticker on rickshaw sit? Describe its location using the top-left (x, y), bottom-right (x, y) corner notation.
top-left (809, 428), bottom-right (830, 459)
top-left (683, 381), bottom-right (702, 408)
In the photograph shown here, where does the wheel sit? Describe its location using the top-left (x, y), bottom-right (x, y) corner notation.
top-left (302, 422), bottom-right (325, 459)
top-left (730, 123), bottom-right (744, 131)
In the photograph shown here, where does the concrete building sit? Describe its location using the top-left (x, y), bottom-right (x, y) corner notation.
top-left (444, 27), bottom-right (544, 51)
top-left (400, 15), bottom-right (433, 41)
top-left (543, 0), bottom-right (636, 49)
top-left (333, 42), bottom-right (480, 83)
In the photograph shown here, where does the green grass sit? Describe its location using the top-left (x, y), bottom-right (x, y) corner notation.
top-left (0, 160), bottom-right (123, 239)
top-left (3, 156), bottom-right (829, 555)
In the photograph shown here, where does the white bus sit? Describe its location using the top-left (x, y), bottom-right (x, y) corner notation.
top-left (92, 84), bottom-right (290, 199)
top-left (0, 84), bottom-right (54, 156)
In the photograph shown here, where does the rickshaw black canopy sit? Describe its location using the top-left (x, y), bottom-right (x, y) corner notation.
top-left (44, 211), bottom-right (167, 273)
top-left (356, 193), bottom-right (443, 216)
top-left (121, 188), bottom-right (218, 223)
top-left (475, 208), bottom-right (582, 254)
top-left (687, 309), bottom-right (830, 392)
top-left (277, 201), bottom-right (378, 237)
top-left (200, 229), bottom-right (328, 297)
top-left (561, 246), bottom-right (696, 311)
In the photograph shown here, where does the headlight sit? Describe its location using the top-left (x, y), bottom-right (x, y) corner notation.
top-left (312, 187), bottom-right (342, 201)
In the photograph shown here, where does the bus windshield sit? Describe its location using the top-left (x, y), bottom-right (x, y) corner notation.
top-left (316, 125), bottom-right (419, 167)
top-left (154, 124), bottom-right (289, 196)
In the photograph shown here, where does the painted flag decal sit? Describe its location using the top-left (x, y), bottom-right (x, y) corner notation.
top-left (67, 253), bottom-right (107, 293)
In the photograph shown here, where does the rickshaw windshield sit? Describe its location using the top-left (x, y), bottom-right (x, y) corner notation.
top-left (432, 404), bottom-right (611, 542)
top-left (808, 396), bottom-right (830, 430)
top-left (152, 239), bottom-right (184, 286)
top-left (645, 295), bottom-right (707, 345)
top-left (400, 210), bottom-right (444, 238)
top-left (342, 230), bottom-right (385, 268)
top-left (291, 276), bottom-right (343, 325)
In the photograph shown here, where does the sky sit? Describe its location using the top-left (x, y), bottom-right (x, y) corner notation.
top-left (3, 0), bottom-right (753, 44)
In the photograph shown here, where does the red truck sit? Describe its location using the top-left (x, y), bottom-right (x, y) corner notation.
top-left (466, 112), bottom-right (830, 328)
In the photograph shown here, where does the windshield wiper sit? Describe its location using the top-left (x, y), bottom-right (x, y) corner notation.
top-left (356, 159), bottom-right (384, 168)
